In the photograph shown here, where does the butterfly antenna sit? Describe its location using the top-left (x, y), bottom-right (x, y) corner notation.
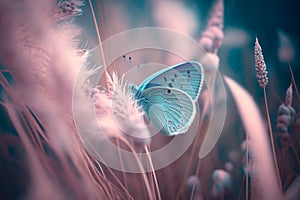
top-left (123, 55), bottom-right (134, 68)
top-left (128, 56), bottom-right (133, 68)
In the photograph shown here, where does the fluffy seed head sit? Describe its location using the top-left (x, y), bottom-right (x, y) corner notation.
top-left (91, 72), bottom-right (151, 146)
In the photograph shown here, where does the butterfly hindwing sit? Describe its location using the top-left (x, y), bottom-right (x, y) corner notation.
top-left (140, 86), bottom-right (196, 136)
top-left (138, 61), bottom-right (204, 101)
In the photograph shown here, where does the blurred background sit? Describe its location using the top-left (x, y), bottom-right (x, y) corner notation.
top-left (74, 0), bottom-right (300, 198)
top-left (1, 0), bottom-right (300, 199)
top-left (75, 0), bottom-right (300, 113)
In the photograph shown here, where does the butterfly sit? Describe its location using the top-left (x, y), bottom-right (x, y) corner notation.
top-left (128, 61), bottom-right (204, 136)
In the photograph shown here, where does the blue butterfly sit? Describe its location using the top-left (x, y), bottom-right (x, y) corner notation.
top-left (129, 61), bottom-right (204, 136)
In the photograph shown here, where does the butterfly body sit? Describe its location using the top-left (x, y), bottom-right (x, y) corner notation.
top-left (129, 61), bottom-right (204, 136)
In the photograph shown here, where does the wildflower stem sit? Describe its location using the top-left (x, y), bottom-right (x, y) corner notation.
top-left (237, 174), bottom-right (246, 200)
top-left (115, 138), bottom-right (128, 193)
top-left (190, 159), bottom-right (201, 200)
top-left (147, 155), bottom-right (155, 199)
top-left (291, 144), bottom-right (300, 168)
top-left (117, 136), bottom-right (154, 200)
top-left (176, 88), bottom-right (210, 199)
top-left (246, 135), bottom-right (249, 200)
top-left (145, 146), bottom-right (161, 200)
top-left (263, 88), bottom-right (282, 192)
top-left (87, 0), bottom-right (109, 90)
top-left (93, 156), bottom-right (134, 200)
top-left (289, 64), bottom-right (300, 102)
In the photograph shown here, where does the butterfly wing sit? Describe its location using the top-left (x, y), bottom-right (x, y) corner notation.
top-left (138, 61), bottom-right (204, 101)
top-left (140, 86), bottom-right (196, 136)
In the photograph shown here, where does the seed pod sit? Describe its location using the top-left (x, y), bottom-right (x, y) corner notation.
top-left (278, 104), bottom-right (291, 115)
top-left (276, 122), bottom-right (288, 133)
top-left (279, 132), bottom-right (290, 149)
top-left (211, 169), bottom-right (232, 198)
top-left (254, 37), bottom-right (268, 88)
top-left (199, 0), bottom-right (224, 53)
top-left (225, 162), bottom-right (234, 173)
top-left (287, 106), bottom-right (296, 116)
top-left (276, 89), bottom-right (296, 149)
top-left (276, 114), bottom-right (291, 127)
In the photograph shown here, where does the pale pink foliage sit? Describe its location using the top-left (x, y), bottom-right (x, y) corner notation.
top-left (0, 0), bottom-right (106, 199)
top-left (277, 30), bottom-right (295, 63)
top-left (199, 0), bottom-right (224, 54)
top-left (198, 0), bottom-right (223, 72)
top-left (225, 76), bottom-right (283, 200)
top-left (152, 0), bottom-right (198, 36)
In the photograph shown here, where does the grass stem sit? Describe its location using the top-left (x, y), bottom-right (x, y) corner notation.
top-left (263, 87), bottom-right (283, 192)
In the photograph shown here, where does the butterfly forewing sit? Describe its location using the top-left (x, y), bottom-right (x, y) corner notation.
top-left (141, 87), bottom-right (196, 136)
top-left (138, 61), bottom-right (204, 101)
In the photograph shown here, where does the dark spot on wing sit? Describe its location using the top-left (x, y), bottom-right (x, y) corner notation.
top-left (174, 74), bottom-right (177, 78)
top-left (168, 83), bottom-right (173, 87)
top-left (187, 70), bottom-right (190, 74)
top-left (167, 89), bottom-right (172, 94)
top-left (171, 79), bottom-right (174, 82)
top-left (164, 77), bottom-right (167, 82)
top-left (188, 75), bottom-right (191, 78)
